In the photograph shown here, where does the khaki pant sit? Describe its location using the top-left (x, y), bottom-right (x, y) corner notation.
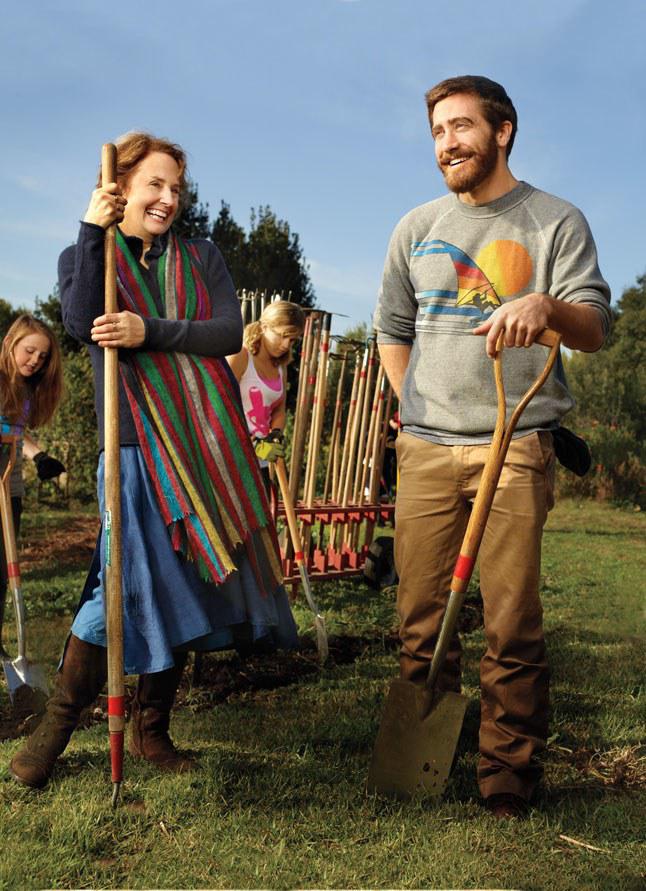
top-left (394, 431), bottom-right (555, 800)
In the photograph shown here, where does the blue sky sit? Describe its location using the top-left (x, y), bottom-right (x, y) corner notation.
top-left (1, 0), bottom-right (644, 335)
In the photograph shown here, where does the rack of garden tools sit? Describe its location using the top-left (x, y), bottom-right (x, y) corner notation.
top-left (270, 310), bottom-right (396, 592)
top-left (238, 288), bottom-right (294, 323)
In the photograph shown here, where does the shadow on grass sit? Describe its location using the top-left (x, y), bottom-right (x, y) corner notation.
top-left (545, 527), bottom-right (638, 538)
top-left (548, 623), bottom-right (643, 691)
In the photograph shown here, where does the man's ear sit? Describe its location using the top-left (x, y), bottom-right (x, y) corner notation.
top-left (497, 120), bottom-right (513, 150)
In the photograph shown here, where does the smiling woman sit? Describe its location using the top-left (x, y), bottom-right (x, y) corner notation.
top-left (9, 132), bottom-right (299, 793)
top-left (119, 153), bottom-right (182, 249)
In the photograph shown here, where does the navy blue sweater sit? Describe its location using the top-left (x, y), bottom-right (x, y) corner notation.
top-left (59, 222), bottom-right (242, 450)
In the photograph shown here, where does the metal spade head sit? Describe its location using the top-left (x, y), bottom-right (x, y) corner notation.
top-left (367, 678), bottom-right (468, 799)
top-left (2, 654), bottom-right (49, 718)
top-left (1, 587), bottom-right (49, 710)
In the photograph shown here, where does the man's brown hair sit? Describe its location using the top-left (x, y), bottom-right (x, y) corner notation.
top-left (425, 75), bottom-right (518, 158)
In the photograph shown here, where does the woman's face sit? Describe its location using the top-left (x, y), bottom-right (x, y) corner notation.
top-left (120, 151), bottom-right (181, 245)
top-left (12, 332), bottom-right (50, 378)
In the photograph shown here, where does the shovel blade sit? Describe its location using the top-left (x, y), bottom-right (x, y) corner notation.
top-left (3, 654), bottom-right (49, 702)
top-left (368, 678), bottom-right (468, 800)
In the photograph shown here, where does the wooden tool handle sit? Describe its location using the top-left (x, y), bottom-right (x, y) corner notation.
top-left (0, 438), bottom-right (18, 566)
top-left (101, 143), bottom-right (125, 792)
top-left (449, 327), bottom-right (561, 592)
top-left (425, 328), bottom-right (562, 696)
top-left (534, 328), bottom-right (561, 348)
top-left (0, 435), bottom-right (18, 489)
top-left (101, 145), bottom-right (118, 314)
top-left (275, 458), bottom-right (305, 560)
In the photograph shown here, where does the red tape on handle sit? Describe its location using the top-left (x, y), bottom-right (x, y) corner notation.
top-left (108, 695), bottom-right (125, 717)
top-left (110, 731), bottom-right (123, 782)
top-left (453, 554), bottom-right (475, 582)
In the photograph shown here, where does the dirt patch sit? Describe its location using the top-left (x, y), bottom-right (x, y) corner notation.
top-left (19, 516), bottom-right (99, 573)
top-left (0, 684), bottom-right (50, 740)
top-left (177, 596), bottom-right (483, 709)
top-left (181, 634), bottom-right (398, 708)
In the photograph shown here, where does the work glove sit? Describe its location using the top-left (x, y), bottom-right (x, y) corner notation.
top-left (552, 426), bottom-right (591, 477)
top-left (33, 451), bottom-right (66, 481)
top-left (254, 429), bottom-right (285, 463)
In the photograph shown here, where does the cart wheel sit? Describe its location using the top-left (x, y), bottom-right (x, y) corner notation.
top-left (363, 536), bottom-right (398, 590)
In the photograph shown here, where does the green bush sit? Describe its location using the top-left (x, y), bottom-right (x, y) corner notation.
top-left (561, 273), bottom-right (646, 507)
top-left (37, 350), bottom-right (98, 504)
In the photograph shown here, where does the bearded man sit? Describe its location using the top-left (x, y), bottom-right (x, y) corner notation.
top-left (374, 75), bottom-right (611, 818)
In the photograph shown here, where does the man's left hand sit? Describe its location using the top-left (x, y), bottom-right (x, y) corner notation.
top-left (473, 293), bottom-right (552, 358)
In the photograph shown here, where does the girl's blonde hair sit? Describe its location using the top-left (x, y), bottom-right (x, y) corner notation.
top-left (0, 315), bottom-right (63, 427)
top-left (243, 301), bottom-right (305, 365)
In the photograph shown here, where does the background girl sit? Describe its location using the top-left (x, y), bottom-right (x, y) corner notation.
top-left (227, 301), bottom-right (305, 476)
top-left (0, 316), bottom-right (64, 653)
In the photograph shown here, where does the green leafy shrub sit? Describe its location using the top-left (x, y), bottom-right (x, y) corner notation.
top-left (560, 273), bottom-right (645, 507)
top-left (37, 350), bottom-right (98, 503)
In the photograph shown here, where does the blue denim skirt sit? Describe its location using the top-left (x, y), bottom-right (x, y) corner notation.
top-left (71, 447), bottom-right (298, 674)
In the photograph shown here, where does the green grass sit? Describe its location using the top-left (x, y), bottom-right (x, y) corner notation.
top-left (0, 499), bottom-right (644, 890)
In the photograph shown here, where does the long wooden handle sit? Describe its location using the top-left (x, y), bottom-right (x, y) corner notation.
top-left (275, 458), bottom-right (305, 561)
top-left (275, 457), bottom-right (328, 662)
top-left (424, 329), bottom-right (562, 696)
top-left (305, 312), bottom-right (331, 505)
top-left (101, 143), bottom-right (125, 800)
top-left (450, 328), bottom-right (562, 592)
top-left (0, 437), bottom-right (26, 657)
top-left (0, 438), bottom-right (19, 571)
top-left (534, 328), bottom-right (561, 348)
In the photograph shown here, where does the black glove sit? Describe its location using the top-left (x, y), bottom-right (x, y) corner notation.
top-left (33, 451), bottom-right (66, 481)
top-left (552, 427), bottom-right (592, 477)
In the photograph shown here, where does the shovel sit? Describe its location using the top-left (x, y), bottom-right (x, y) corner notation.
top-left (0, 434), bottom-right (49, 712)
top-left (367, 328), bottom-right (561, 799)
top-left (274, 456), bottom-right (329, 663)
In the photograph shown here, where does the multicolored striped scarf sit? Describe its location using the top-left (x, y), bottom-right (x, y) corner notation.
top-left (115, 230), bottom-right (282, 593)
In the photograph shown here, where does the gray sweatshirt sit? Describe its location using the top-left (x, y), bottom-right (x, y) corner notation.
top-left (374, 181), bottom-right (611, 444)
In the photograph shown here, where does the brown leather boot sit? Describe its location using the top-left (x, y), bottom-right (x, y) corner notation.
top-left (10, 635), bottom-right (107, 789)
top-left (128, 652), bottom-right (195, 772)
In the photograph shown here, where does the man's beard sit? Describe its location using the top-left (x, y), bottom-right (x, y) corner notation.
top-left (439, 135), bottom-right (499, 194)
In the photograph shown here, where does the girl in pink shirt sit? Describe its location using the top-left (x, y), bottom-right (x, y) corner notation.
top-left (227, 301), bottom-right (305, 471)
